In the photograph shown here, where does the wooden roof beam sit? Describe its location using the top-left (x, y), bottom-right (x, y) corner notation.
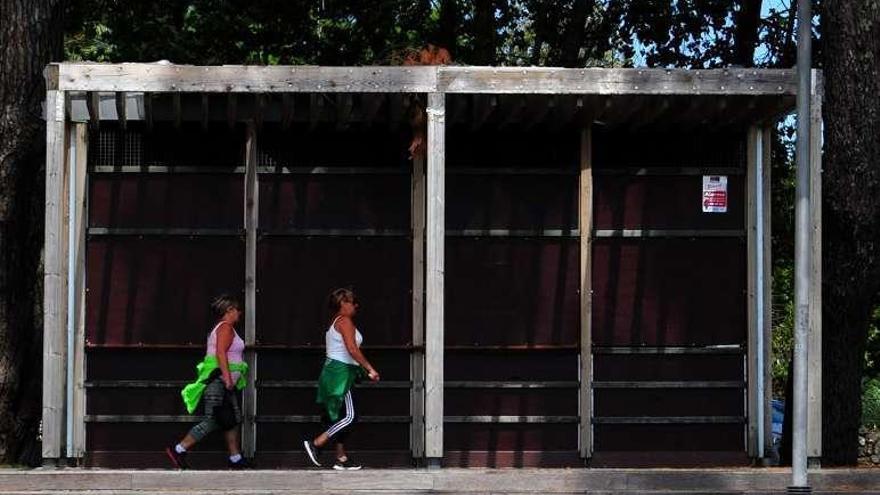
top-left (47, 64), bottom-right (799, 96)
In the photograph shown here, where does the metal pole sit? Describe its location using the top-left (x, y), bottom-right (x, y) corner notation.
top-left (790, 0), bottom-right (812, 491)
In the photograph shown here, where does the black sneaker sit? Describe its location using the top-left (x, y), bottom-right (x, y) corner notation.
top-left (228, 457), bottom-right (253, 470)
top-left (332, 457), bottom-right (362, 471)
top-left (303, 440), bottom-right (322, 467)
top-left (165, 446), bottom-right (189, 469)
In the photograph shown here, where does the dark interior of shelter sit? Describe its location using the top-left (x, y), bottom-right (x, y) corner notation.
top-left (82, 92), bottom-right (762, 468)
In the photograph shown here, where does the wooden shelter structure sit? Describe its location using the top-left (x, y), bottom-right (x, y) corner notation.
top-left (42, 63), bottom-right (823, 468)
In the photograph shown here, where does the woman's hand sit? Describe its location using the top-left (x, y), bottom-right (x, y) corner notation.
top-left (223, 374), bottom-right (234, 390)
top-left (367, 369), bottom-right (380, 382)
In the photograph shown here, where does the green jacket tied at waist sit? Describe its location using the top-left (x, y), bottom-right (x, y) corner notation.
top-left (316, 358), bottom-right (366, 422)
top-left (181, 355), bottom-right (248, 414)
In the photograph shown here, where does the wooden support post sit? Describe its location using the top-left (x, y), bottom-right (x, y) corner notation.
top-left (746, 126), bottom-right (760, 458)
top-left (71, 123), bottom-right (88, 459)
top-left (42, 90), bottom-right (67, 461)
top-left (424, 93), bottom-right (445, 467)
top-left (410, 155), bottom-right (426, 461)
top-left (243, 123), bottom-right (259, 458)
top-left (579, 126), bottom-right (593, 459)
top-left (762, 126), bottom-right (774, 460)
top-left (808, 70), bottom-right (823, 463)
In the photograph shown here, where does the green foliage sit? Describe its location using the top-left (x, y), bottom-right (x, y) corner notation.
top-left (63, 1), bottom-right (815, 69)
top-left (862, 378), bottom-right (880, 428)
top-left (772, 260), bottom-right (795, 399)
top-left (865, 306), bottom-right (880, 378)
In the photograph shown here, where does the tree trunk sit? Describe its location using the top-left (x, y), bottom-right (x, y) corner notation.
top-left (558, 0), bottom-right (592, 67)
top-left (438, 0), bottom-right (460, 58)
top-left (0, 0), bottom-right (64, 465)
top-left (472, 0), bottom-right (496, 65)
top-left (821, 0), bottom-right (880, 465)
top-left (731, 0), bottom-right (762, 67)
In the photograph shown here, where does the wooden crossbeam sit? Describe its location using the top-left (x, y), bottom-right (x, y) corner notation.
top-left (48, 64), bottom-right (800, 96)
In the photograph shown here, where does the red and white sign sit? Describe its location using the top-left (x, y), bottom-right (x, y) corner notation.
top-left (702, 175), bottom-right (728, 213)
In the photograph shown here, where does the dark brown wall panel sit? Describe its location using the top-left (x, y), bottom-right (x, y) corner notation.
top-left (258, 127), bottom-right (410, 168)
top-left (446, 239), bottom-right (579, 346)
top-left (593, 130), bottom-right (745, 169)
top-left (593, 175), bottom-right (744, 230)
top-left (445, 424), bottom-right (577, 451)
top-left (89, 175), bottom-right (243, 229)
top-left (256, 238), bottom-right (411, 346)
top-left (87, 349), bottom-right (202, 380)
top-left (447, 129), bottom-right (578, 169)
top-left (592, 238), bottom-right (746, 346)
top-left (258, 388), bottom-right (408, 416)
top-left (257, 423), bottom-right (408, 450)
top-left (593, 354), bottom-right (744, 382)
top-left (594, 424), bottom-right (744, 451)
top-left (446, 175), bottom-right (577, 230)
top-left (258, 349), bottom-right (410, 381)
top-left (445, 352), bottom-right (578, 381)
top-left (87, 389), bottom-right (189, 415)
top-left (594, 389), bottom-right (743, 417)
top-left (259, 175), bottom-right (409, 231)
top-left (88, 423), bottom-right (227, 451)
top-left (86, 238), bottom-right (244, 345)
top-left (445, 389), bottom-right (577, 416)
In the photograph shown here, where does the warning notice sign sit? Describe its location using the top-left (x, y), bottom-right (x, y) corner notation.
top-left (702, 175), bottom-right (728, 213)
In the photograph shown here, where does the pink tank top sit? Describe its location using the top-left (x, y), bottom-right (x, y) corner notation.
top-left (206, 322), bottom-right (245, 383)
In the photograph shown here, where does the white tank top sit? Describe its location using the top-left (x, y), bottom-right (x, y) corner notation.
top-left (326, 316), bottom-right (363, 365)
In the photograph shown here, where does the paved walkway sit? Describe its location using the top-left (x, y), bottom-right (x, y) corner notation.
top-left (0, 468), bottom-right (878, 494)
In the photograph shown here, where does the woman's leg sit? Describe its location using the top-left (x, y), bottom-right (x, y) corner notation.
top-left (224, 391), bottom-right (243, 456)
top-left (184, 378), bottom-right (225, 445)
top-left (314, 390), bottom-right (356, 448)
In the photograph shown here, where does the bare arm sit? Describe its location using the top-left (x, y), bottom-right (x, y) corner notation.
top-left (215, 323), bottom-right (235, 389)
top-left (335, 316), bottom-right (380, 381)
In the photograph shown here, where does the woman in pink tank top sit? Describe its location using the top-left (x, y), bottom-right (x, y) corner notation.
top-left (166, 294), bottom-right (251, 469)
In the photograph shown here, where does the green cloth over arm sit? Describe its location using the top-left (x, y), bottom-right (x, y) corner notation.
top-left (181, 355), bottom-right (249, 414)
top-left (316, 359), bottom-right (366, 422)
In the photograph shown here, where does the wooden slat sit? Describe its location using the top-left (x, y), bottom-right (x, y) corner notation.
top-left (593, 346), bottom-right (742, 355)
top-left (243, 123), bottom-right (258, 458)
top-left (424, 93), bottom-right (445, 463)
top-left (411, 155), bottom-right (426, 460)
top-left (42, 90), bottom-right (67, 460)
top-left (762, 126), bottom-right (774, 459)
top-left (579, 126), bottom-right (593, 459)
top-left (746, 126), bottom-right (759, 458)
top-left (593, 416), bottom-right (744, 425)
top-left (439, 67), bottom-right (798, 95)
top-left (808, 69), bottom-right (823, 461)
top-left (55, 64), bottom-right (438, 93)
top-left (50, 64), bottom-right (799, 96)
top-left (71, 124), bottom-right (88, 458)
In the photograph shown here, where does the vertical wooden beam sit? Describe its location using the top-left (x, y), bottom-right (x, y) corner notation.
top-left (746, 126), bottom-right (760, 458)
top-left (808, 70), bottom-right (823, 463)
top-left (243, 123), bottom-right (259, 458)
top-left (43, 90), bottom-right (67, 462)
top-left (424, 93), bottom-right (445, 467)
top-left (71, 124), bottom-right (88, 459)
top-left (579, 126), bottom-right (593, 459)
top-left (410, 155), bottom-right (426, 461)
top-left (762, 126), bottom-right (774, 460)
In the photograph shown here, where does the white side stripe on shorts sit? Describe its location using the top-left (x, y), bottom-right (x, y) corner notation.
top-left (325, 391), bottom-right (355, 438)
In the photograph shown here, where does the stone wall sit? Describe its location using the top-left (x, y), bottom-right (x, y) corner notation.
top-left (859, 426), bottom-right (880, 465)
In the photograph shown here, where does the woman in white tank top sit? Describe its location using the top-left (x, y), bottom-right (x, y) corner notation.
top-left (303, 288), bottom-right (380, 470)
